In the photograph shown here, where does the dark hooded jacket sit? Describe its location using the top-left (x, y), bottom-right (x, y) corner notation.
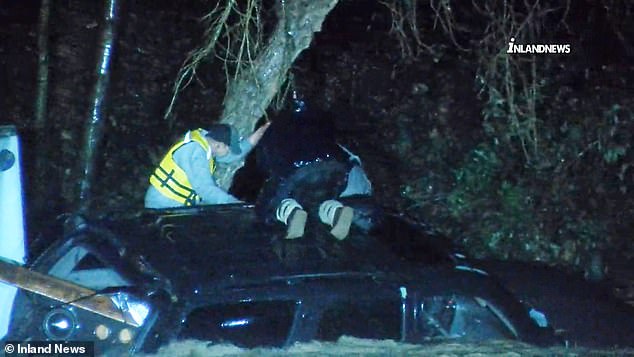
top-left (256, 108), bottom-right (348, 179)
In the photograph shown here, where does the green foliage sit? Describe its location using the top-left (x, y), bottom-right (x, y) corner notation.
top-left (393, 0), bottom-right (634, 268)
top-left (598, 105), bottom-right (630, 165)
top-left (498, 181), bottom-right (526, 222)
top-left (447, 144), bottom-right (500, 218)
top-left (603, 146), bottom-right (627, 164)
top-left (433, 97), bottom-right (634, 265)
top-left (444, 144), bottom-right (543, 259)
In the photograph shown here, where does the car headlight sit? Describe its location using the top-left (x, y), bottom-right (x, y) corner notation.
top-left (43, 308), bottom-right (78, 340)
top-left (109, 292), bottom-right (151, 327)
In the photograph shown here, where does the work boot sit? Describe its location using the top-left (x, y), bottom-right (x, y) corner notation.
top-left (319, 200), bottom-right (354, 240)
top-left (276, 198), bottom-right (307, 239)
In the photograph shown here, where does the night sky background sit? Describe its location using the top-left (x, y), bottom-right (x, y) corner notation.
top-left (1, 0), bottom-right (633, 291)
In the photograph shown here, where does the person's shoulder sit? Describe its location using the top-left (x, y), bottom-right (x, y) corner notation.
top-left (174, 140), bottom-right (207, 160)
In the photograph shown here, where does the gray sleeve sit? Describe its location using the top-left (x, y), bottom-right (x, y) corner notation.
top-left (340, 164), bottom-right (373, 197)
top-left (215, 139), bottom-right (254, 164)
top-left (174, 143), bottom-right (240, 204)
top-left (336, 144), bottom-right (373, 197)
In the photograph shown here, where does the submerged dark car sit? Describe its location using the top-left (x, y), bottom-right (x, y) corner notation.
top-left (3, 198), bottom-right (558, 355)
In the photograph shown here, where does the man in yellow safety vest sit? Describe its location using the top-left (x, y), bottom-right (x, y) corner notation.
top-left (145, 123), bottom-right (270, 208)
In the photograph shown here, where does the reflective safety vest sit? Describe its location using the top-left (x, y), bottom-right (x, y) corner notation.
top-left (149, 129), bottom-right (216, 206)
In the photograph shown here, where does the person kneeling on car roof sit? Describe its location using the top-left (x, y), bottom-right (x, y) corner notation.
top-left (145, 123), bottom-right (270, 209)
top-left (255, 92), bottom-right (372, 240)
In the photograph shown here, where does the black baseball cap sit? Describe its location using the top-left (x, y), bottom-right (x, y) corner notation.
top-left (206, 124), bottom-right (241, 155)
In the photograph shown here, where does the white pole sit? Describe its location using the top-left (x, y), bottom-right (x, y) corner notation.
top-left (0, 125), bottom-right (27, 339)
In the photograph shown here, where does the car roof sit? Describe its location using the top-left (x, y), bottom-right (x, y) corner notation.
top-left (91, 198), bottom-right (458, 293)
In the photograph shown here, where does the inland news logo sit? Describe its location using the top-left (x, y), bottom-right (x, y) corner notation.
top-left (507, 38), bottom-right (571, 54)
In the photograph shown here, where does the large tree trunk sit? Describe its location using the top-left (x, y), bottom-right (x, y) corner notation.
top-left (77, 0), bottom-right (120, 215)
top-left (215, 0), bottom-right (339, 189)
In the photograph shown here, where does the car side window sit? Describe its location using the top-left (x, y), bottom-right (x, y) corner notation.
top-left (47, 246), bottom-right (130, 290)
top-left (179, 301), bottom-right (296, 348)
top-left (417, 295), bottom-right (517, 342)
top-left (317, 298), bottom-right (401, 341)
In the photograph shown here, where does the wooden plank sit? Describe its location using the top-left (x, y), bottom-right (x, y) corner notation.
top-left (0, 258), bottom-right (139, 327)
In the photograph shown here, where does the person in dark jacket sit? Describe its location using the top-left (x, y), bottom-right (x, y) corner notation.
top-left (255, 97), bottom-right (372, 240)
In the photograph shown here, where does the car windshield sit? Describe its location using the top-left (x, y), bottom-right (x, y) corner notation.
top-left (48, 245), bottom-right (131, 291)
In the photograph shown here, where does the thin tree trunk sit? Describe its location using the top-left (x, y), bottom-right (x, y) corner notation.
top-left (215, 0), bottom-right (339, 189)
top-left (34, 0), bottom-right (50, 131)
top-left (33, 0), bottom-right (50, 207)
top-left (77, 0), bottom-right (120, 215)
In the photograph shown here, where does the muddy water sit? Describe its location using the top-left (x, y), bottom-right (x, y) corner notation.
top-left (140, 337), bottom-right (633, 356)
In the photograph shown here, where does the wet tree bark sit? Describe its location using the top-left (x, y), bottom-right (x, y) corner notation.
top-left (215, 0), bottom-right (339, 189)
top-left (33, 0), bottom-right (51, 212)
top-left (77, 0), bottom-right (120, 215)
top-left (34, 0), bottom-right (50, 131)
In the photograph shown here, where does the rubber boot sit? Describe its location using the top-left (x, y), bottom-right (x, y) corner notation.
top-left (276, 198), bottom-right (307, 239)
top-left (319, 200), bottom-right (354, 240)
